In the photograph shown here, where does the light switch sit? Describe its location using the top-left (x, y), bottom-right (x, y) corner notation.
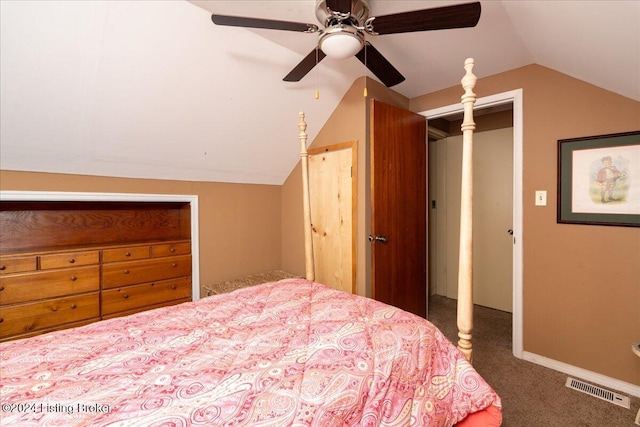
top-left (535, 190), bottom-right (547, 206)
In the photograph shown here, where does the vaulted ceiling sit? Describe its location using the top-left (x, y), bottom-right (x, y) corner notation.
top-left (1, 1), bottom-right (638, 185)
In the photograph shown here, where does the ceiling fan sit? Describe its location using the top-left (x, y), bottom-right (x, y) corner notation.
top-left (211, 0), bottom-right (481, 87)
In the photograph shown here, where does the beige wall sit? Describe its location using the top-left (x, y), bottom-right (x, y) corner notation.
top-left (411, 64), bottom-right (640, 386)
top-left (281, 163), bottom-right (305, 277)
top-left (0, 170), bottom-right (282, 297)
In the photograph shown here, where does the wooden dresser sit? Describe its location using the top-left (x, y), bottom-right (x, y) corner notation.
top-left (0, 201), bottom-right (193, 342)
top-left (0, 249), bottom-right (101, 341)
top-left (101, 240), bottom-right (191, 319)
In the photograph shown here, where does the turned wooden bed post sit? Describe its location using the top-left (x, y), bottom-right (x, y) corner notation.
top-left (299, 112), bottom-right (315, 281)
top-left (457, 58), bottom-right (477, 362)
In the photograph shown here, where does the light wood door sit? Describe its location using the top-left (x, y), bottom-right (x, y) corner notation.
top-left (308, 142), bottom-right (356, 293)
top-left (370, 100), bottom-right (427, 317)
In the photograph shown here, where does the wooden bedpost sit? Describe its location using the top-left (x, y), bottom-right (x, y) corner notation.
top-left (457, 58), bottom-right (477, 362)
top-left (299, 112), bottom-right (315, 281)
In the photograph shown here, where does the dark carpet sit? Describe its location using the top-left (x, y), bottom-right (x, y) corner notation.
top-left (427, 294), bottom-right (639, 426)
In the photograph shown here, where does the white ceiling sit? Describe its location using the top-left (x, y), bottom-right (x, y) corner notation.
top-left (1, 1), bottom-right (638, 185)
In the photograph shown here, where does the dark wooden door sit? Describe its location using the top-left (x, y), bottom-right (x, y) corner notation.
top-left (370, 99), bottom-right (427, 317)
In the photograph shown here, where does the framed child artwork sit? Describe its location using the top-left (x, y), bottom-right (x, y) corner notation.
top-left (557, 130), bottom-right (640, 226)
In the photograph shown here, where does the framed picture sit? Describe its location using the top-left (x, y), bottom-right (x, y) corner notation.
top-left (557, 130), bottom-right (640, 226)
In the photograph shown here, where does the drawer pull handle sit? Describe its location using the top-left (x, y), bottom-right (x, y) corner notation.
top-left (124, 269), bottom-right (130, 274)
top-left (125, 252), bottom-right (131, 257)
top-left (70, 304), bottom-right (77, 309)
top-left (0, 265), bottom-right (5, 271)
top-left (69, 258), bottom-right (76, 264)
top-left (123, 294), bottom-right (129, 299)
top-left (52, 307), bottom-right (58, 312)
top-left (170, 248), bottom-right (176, 253)
top-left (172, 263), bottom-right (177, 267)
top-left (0, 318), bottom-right (3, 323)
top-left (171, 285), bottom-right (177, 290)
top-left (70, 276), bottom-right (77, 281)
top-left (0, 286), bottom-right (4, 292)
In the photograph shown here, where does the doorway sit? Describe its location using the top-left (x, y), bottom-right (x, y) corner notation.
top-left (430, 127), bottom-right (513, 312)
top-left (421, 89), bottom-right (524, 358)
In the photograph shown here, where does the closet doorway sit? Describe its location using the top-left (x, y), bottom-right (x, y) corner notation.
top-left (421, 88), bottom-right (524, 358)
top-left (308, 141), bottom-right (357, 294)
top-left (429, 127), bottom-right (513, 312)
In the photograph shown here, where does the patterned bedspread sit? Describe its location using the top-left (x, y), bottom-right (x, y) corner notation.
top-left (0, 279), bottom-right (501, 426)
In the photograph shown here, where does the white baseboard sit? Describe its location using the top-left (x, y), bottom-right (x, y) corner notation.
top-left (522, 351), bottom-right (640, 398)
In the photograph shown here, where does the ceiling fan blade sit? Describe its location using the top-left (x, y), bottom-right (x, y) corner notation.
top-left (211, 14), bottom-right (318, 33)
top-left (283, 48), bottom-right (327, 82)
top-left (355, 42), bottom-right (405, 87)
top-left (368, 2), bottom-right (481, 35)
top-left (326, 0), bottom-right (353, 14)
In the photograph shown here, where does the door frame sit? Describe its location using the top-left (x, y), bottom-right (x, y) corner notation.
top-left (420, 88), bottom-right (524, 359)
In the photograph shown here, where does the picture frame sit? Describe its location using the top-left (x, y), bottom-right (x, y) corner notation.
top-left (557, 130), bottom-right (640, 227)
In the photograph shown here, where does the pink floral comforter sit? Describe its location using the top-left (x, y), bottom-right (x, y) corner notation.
top-left (0, 279), bottom-right (501, 426)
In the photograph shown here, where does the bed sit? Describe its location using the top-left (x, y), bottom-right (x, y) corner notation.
top-left (0, 59), bottom-right (502, 426)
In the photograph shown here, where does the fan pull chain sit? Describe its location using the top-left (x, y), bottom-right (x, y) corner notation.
top-left (363, 42), bottom-right (368, 98)
top-left (315, 47), bottom-right (320, 100)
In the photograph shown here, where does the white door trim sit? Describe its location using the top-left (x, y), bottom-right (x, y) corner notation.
top-left (0, 190), bottom-right (201, 300)
top-left (420, 88), bottom-right (524, 358)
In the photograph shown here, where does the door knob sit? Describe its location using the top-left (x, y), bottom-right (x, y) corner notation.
top-left (507, 229), bottom-right (514, 235)
top-left (368, 234), bottom-right (388, 243)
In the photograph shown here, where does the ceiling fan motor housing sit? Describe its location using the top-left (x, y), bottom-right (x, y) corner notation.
top-left (316, 0), bottom-right (369, 58)
top-left (315, 0), bottom-right (370, 27)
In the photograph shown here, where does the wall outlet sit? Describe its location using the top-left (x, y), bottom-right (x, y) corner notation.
top-left (535, 190), bottom-right (547, 206)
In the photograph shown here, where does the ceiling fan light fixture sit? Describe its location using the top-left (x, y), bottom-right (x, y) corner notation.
top-left (319, 26), bottom-right (364, 59)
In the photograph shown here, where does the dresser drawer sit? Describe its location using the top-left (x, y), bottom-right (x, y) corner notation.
top-left (101, 277), bottom-right (191, 316)
top-left (150, 241), bottom-right (190, 258)
top-left (102, 245), bottom-right (150, 263)
top-left (0, 292), bottom-right (99, 339)
top-left (0, 266), bottom-right (100, 305)
top-left (0, 255), bottom-right (37, 275)
top-left (101, 255), bottom-right (192, 289)
top-left (40, 250), bottom-right (99, 270)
